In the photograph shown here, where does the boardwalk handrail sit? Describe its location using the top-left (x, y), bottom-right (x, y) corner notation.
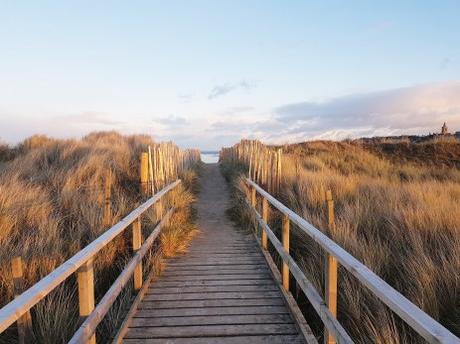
top-left (0, 179), bottom-right (181, 337)
top-left (246, 178), bottom-right (460, 344)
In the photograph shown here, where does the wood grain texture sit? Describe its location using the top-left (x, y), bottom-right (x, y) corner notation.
top-left (120, 165), bottom-right (307, 344)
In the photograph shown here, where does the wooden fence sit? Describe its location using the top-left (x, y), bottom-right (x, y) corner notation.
top-left (244, 178), bottom-right (460, 344)
top-left (0, 146), bottom-right (200, 343)
top-left (220, 139), bottom-right (283, 194)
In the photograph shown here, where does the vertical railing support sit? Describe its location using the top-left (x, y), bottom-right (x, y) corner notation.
top-left (140, 152), bottom-right (149, 196)
top-left (261, 197), bottom-right (268, 250)
top-left (250, 186), bottom-right (256, 208)
top-left (11, 257), bottom-right (34, 344)
top-left (132, 218), bottom-right (143, 291)
top-left (282, 213), bottom-right (290, 291)
top-left (77, 259), bottom-right (96, 344)
top-left (324, 190), bottom-right (338, 344)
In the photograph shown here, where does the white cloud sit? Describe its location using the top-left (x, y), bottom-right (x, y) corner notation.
top-left (196, 81), bottom-right (460, 146)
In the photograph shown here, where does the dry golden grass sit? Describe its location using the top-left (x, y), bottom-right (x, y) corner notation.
top-left (0, 132), bottom-right (200, 343)
top-left (223, 140), bottom-right (460, 343)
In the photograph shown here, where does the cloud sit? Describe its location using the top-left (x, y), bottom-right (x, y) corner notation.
top-left (272, 81), bottom-right (460, 140)
top-left (153, 115), bottom-right (189, 127)
top-left (440, 58), bottom-right (451, 70)
top-left (208, 80), bottom-right (256, 99)
top-left (203, 81), bottom-right (460, 146)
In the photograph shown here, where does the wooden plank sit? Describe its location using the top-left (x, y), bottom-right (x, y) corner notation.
top-left (165, 264), bottom-right (268, 272)
top-left (138, 298), bottom-right (285, 309)
top-left (143, 291), bottom-right (281, 301)
top-left (155, 274), bottom-right (272, 281)
top-left (0, 180), bottom-right (181, 333)
top-left (125, 323), bottom-right (299, 338)
top-left (152, 279), bottom-right (275, 287)
top-left (130, 314), bottom-right (293, 327)
top-left (123, 335), bottom-right (304, 344)
top-left (161, 269), bottom-right (269, 276)
top-left (146, 284), bottom-right (278, 294)
top-left (179, 253), bottom-right (263, 259)
top-left (134, 306), bottom-right (290, 318)
top-left (247, 178), bottom-right (460, 344)
top-left (166, 262), bottom-right (265, 268)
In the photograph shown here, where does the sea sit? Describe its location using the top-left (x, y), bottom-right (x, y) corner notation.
top-left (200, 151), bottom-right (219, 164)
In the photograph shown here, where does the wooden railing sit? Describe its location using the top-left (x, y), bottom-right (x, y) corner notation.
top-left (0, 180), bottom-right (181, 343)
top-left (245, 178), bottom-right (460, 344)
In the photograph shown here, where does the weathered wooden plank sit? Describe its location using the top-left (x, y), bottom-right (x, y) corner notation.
top-left (130, 314), bottom-right (293, 327)
top-left (166, 258), bottom-right (265, 264)
top-left (123, 334), bottom-right (304, 344)
top-left (125, 323), bottom-right (299, 338)
top-left (164, 264), bottom-right (267, 272)
top-left (165, 262), bottom-right (265, 268)
top-left (134, 306), bottom-right (290, 318)
top-left (146, 284), bottom-right (278, 294)
top-left (144, 291), bottom-right (281, 301)
top-left (156, 274), bottom-right (271, 281)
top-left (152, 279), bottom-right (275, 287)
top-left (138, 298), bottom-right (285, 309)
top-left (161, 269), bottom-right (269, 276)
top-left (179, 253), bottom-right (263, 259)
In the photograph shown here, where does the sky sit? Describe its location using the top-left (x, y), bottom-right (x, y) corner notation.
top-left (1, 1), bottom-right (460, 150)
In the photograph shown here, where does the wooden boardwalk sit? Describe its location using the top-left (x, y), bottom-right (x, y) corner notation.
top-left (122, 164), bottom-right (310, 343)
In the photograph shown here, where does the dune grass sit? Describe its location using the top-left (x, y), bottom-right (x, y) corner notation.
top-left (0, 132), bottom-right (200, 343)
top-left (221, 140), bottom-right (460, 343)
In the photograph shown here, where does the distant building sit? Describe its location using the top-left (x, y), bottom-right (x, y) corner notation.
top-left (455, 131), bottom-right (460, 138)
top-left (441, 122), bottom-right (449, 135)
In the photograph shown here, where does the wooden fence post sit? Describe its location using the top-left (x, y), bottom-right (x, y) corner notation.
top-left (77, 259), bottom-right (96, 344)
top-left (140, 152), bottom-right (149, 196)
top-left (11, 257), bottom-right (34, 344)
top-left (282, 214), bottom-right (290, 291)
top-left (250, 186), bottom-right (256, 208)
top-left (276, 149), bottom-right (282, 193)
top-left (103, 169), bottom-right (112, 227)
top-left (324, 190), bottom-right (338, 344)
top-left (262, 197), bottom-right (268, 250)
top-left (132, 218), bottom-right (143, 291)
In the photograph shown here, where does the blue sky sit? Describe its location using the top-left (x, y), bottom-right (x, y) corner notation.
top-left (1, 1), bottom-right (460, 149)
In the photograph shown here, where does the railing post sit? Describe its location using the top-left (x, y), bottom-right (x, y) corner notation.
top-left (262, 197), bottom-right (268, 250)
top-left (11, 257), bottom-right (34, 344)
top-left (140, 152), bottom-right (149, 196)
top-left (250, 186), bottom-right (256, 208)
top-left (103, 169), bottom-right (112, 227)
top-left (132, 218), bottom-right (143, 291)
top-left (282, 213), bottom-right (290, 291)
top-left (77, 259), bottom-right (96, 344)
top-left (324, 190), bottom-right (338, 344)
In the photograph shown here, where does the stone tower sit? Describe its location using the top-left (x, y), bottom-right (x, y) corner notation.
top-left (441, 122), bottom-right (448, 135)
